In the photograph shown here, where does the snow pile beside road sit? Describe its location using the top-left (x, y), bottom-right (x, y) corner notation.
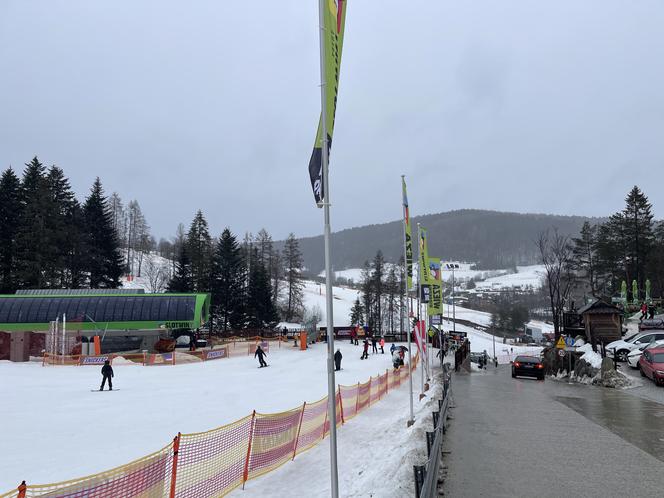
top-left (577, 344), bottom-right (603, 369)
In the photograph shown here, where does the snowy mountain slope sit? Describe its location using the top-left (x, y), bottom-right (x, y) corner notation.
top-left (301, 280), bottom-right (359, 327)
top-left (474, 264), bottom-right (545, 291)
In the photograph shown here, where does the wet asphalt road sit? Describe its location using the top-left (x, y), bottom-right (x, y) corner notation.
top-left (442, 366), bottom-right (664, 498)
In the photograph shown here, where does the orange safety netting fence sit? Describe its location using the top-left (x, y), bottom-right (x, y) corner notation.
top-left (1, 353), bottom-right (419, 498)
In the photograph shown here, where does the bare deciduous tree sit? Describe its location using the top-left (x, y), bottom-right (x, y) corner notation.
top-left (144, 254), bottom-right (170, 293)
top-left (537, 229), bottom-right (575, 339)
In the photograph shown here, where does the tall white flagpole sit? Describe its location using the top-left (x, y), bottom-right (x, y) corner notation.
top-left (317, 1), bottom-right (339, 496)
top-left (417, 223), bottom-right (424, 396)
top-left (401, 175), bottom-right (414, 426)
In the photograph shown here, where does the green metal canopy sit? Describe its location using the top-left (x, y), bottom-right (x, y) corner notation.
top-left (0, 293), bottom-right (210, 332)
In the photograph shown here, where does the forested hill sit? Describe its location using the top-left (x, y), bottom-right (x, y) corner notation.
top-left (283, 209), bottom-right (599, 274)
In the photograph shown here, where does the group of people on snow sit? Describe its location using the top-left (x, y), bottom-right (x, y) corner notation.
top-left (640, 302), bottom-right (657, 321)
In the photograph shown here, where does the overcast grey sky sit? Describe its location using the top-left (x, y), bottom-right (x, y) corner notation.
top-left (2, 1), bottom-right (664, 240)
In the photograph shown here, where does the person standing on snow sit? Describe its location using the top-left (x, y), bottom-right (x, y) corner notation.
top-left (390, 343), bottom-right (396, 355)
top-left (100, 360), bottom-right (114, 391)
top-left (334, 348), bottom-right (343, 371)
top-left (371, 336), bottom-right (378, 354)
top-left (379, 337), bottom-right (385, 354)
top-left (361, 339), bottom-right (369, 360)
top-left (255, 345), bottom-right (268, 367)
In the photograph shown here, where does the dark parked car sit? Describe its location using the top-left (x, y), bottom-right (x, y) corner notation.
top-left (511, 355), bottom-right (545, 380)
top-left (639, 318), bottom-right (664, 332)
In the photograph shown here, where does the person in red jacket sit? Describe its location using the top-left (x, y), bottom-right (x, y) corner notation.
top-left (361, 339), bottom-right (369, 360)
top-left (379, 337), bottom-right (385, 354)
top-left (640, 302), bottom-right (648, 321)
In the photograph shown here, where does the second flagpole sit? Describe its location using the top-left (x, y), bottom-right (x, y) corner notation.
top-left (317, 1), bottom-right (339, 496)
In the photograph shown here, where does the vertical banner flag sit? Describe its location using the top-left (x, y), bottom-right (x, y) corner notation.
top-left (428, 257), bottom-right (443, 314)
top-left (419, 226), bottom-right (430, 288)
top-left (414, 320), bottom-right (427, 355)
top-left (402, 178), bottom-right (413, 290)
top-left (308, 0), bottom-right (348, 207)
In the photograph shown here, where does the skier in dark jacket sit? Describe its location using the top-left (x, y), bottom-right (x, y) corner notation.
top-left (255, 345), bottom-right (268, 367)
top-left (371, 336), bottom-right (378, 354)
top-left (361, 339), bottom-right (369, 360)
top-left (100, 360), bottom-right (114, 391)
top-left (334, 348), bottom-right (342, 371)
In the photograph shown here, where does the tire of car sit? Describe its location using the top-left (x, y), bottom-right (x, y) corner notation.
top-left (639, 365), bottom-right (645, 377)
top-left (511, 370), bottom-right (516, 378)
top-left (617, 350), bottom-right (629, 362)
top-left (538, 375), bottom-right (544, 381)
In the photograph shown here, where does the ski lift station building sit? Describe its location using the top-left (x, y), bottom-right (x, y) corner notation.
top-left (0, 290), bottom-right (210, 362)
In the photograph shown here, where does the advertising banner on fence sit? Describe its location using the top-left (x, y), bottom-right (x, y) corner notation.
top-left (80, 355), bottom-right (111, 365)
top-left (205, 348), bottom-right (228, 361)
top-left (308, 0), bottom-right (348, 206)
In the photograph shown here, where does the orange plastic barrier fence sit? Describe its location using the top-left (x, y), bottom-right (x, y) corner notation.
top-left (3, 354), bottom-right (420, 498)
top-left (175, 415), bottom-right (253, 498)
top-left (0, 442), bottom-right (174, 498)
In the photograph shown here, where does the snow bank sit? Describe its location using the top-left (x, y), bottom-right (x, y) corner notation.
top-left (577, 344), bottom-right (603, 369)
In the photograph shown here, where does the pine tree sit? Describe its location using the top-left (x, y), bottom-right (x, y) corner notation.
top-left (83, 178), bottom-right (124, 288)
top-left (210, 229), bottom-right (245, 332)
top-left (168, 244), bottom-right (194, 292)
top-left (384, 264), bottom-right (400, 334)
top-left (255, 228), bottom-right (273, 269)
top-left (282, 233), bottom-right (304, 321)
top-left (270, 249), bottom-right (283, 307)
top-left (349, 297), bottom-right (364, 326)
top-left (64, 200), bottom-right (86, 288)
top-left (15, 157), bottom-right (52, 288)
top-left (186, 210), bottom-right (212, 292)
top-left (0, 168), bottom-right (22, 293)
top-left (622, 186), bottom-right (654, 293)
top-left (571, 221), bottom-right (598, 296)
top-left (371, 251), bottom-right (385, 334)
top-left (246, 248), bottom-right (278, 329)
top-left (45, 166), bottom-right (78, 287)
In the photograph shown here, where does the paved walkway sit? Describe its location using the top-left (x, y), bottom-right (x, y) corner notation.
top-left (442, 366), bottom-right (664, 497)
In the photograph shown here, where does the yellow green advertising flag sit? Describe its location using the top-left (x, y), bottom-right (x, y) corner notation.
top-left (308, 0), bottom-right (348, 207)
top-left (419, 227), bottom-right (430, 285)
top-left (402, 177), bottom-right (413, 290)
top-left (428, 257), bottom-right (443, 314)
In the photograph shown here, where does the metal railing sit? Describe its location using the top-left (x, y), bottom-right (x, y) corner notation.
top-left (414, 369), bottom-right (451, 497)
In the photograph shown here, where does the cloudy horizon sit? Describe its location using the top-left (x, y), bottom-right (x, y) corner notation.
top-left (2, 0), bottom-right (664, 241)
